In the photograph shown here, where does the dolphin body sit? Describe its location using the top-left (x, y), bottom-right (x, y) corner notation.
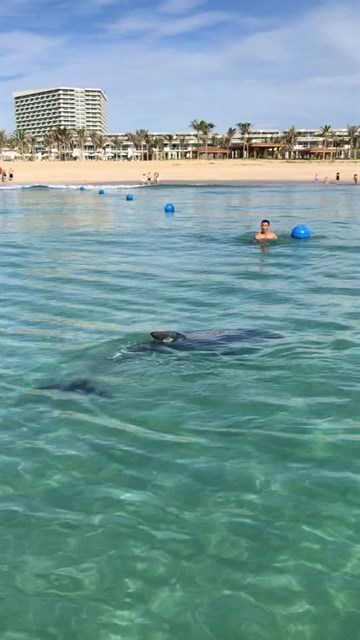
top-left (38, 328), bottom-right (283, 395)
top-left (140, 329), bottom-right (283, 351)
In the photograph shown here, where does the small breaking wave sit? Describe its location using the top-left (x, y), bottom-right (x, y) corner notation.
top-left (0, 183), bottom-right (146, 191)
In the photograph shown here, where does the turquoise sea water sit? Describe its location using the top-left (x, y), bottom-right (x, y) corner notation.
top-left (0, 182), bottom-right (359, 640)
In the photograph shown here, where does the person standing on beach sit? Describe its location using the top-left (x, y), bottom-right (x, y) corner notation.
top-left (9, 168), bottom-right (14, 181)
top-left (254, 219), bottom-right (278, 241)
top-left (354, 174), bottom-right (358, 184)
top-left (336, 172), bottom-right (340, 181)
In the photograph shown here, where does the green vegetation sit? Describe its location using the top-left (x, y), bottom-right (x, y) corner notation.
top-left (0, 123), bottom-right (358, 161)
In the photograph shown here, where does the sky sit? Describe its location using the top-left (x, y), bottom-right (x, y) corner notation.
top-left (0, 0), bottom-right (359, 134)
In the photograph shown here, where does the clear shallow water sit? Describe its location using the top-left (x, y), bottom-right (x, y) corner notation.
top-left (0, 183), bottom-right (359, 640)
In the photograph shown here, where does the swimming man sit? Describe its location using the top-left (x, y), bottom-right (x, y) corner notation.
top-left (254, 219), bottom-right (278, 241)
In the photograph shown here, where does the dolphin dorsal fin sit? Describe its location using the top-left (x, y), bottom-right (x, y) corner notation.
top-left (151, 331), bottom-right (184, 342)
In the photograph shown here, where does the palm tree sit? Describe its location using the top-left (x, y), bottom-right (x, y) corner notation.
top-left (144, 132), bottom-right (154, 160)
top-left (7, 134), bottom-right (19, 157)
top-left (51, 127), bottom-right (62, 160)
top-left (63, 128), bottom-right (74, 160)
top-left (177, 135), bottom-right (186, 160)
top-left (333, 135), bottom-right (346, 159)
top-left (52, 126), bottom-right (73, 160)
top-left (125, 132), bottom-right (138, 160)
top-left (164, 134), bottom-right (175, 160)
top-left (111, 135), bottom-right (122, 161)
top-left (0, 130), bottom-right (8, 160)
top-left (282, 125), bottom-right (299, 159)
top-left (318, 124), bottom-right (333, 160)
top-left (346, 124), bottom-right (359, 159)
top-left (200, 121), bottom-right (215, 158)
top-left (43, 131), bottom-right (56, 160)
top-left (152, 135), bottom-right (165, 161)
top-left (28, 135), bottom-right (38, 160)
top-left (189, 119), bottom-right (204, 159)
top-left (13, 128), bottom-right (29, 159)
top-left (89, 132), bottom-right (107, 159)
top-left (237, 122), bottom-right (252, 158)
top-left (98, 134), bottom-right (108, 159)
top-left (135, 129), bottom-right (149, 161)
top-left (75, 127), bottom-right (88, 161)
top-left (224, 127), bottom-right (237, 158)
top-left (143, 134), bottom-right (155, 161)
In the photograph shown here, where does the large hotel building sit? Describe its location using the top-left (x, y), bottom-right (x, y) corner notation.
top-left (13, 87), bottom-right (108, 136)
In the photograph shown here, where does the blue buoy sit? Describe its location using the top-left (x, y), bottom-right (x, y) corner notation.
top-left (126, 194), bottom-right (134, 201)
top-left (99, 189), bottom-right (105, 195)
top-left (80, 185), bottom-right (85, 191)
top-left (291, 224), bottom-right (311, 239)
top-left (164, 203), bottom-right (175, 213)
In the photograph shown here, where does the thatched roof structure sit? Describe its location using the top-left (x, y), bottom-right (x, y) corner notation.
top-left (305, 147), bottom-right (337, 154)
top-left (231, 142), bottom-right (287, 151)
top-left (249, 142), bottom-right (287, 148)
top-left (197, 147), bottom-right (228, 154)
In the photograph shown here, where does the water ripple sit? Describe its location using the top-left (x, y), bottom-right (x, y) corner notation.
top-left (1, 184), bottom-right (358, 640)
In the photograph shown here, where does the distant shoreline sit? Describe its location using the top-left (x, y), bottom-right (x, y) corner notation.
top-left (0, 159), bottom-right (358, 186)
top-left (1, 180), bottom-right (358, 189)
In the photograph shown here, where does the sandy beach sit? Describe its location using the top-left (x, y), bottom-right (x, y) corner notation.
top-left (0, 159), bottom-right (358, 186)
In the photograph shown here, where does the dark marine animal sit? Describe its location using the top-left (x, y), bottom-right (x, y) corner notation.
top-left (38, 378), bottom-right (109, 397)
top-left (37, 328), bottom-right (282, 396)
top-left (144, 328), bottom-right (283, 351)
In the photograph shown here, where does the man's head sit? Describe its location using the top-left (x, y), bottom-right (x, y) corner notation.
top-left (261, 219), bottom-right (270, 233)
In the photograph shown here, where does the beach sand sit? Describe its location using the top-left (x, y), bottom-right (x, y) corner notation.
top-left (0, 159), bottom-right (358, 185)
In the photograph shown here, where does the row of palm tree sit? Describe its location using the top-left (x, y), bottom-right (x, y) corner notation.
top-left (189, 120), bottom-right (216, 158)
top-left (0, 123), bottom-right (359, 161)
top-left (189, 122), bottom-right (359, 160)
top-left (0, 127), bottom-right (191, 161)
top-left (281, 124), bottom-right (360, 160)
top-left (187, 122), bottom-right (253, 159)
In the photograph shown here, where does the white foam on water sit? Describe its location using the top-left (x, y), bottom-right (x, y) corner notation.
top-left (0, 183), bottom-right (146, 191)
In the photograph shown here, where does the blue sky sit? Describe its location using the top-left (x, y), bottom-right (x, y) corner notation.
top-left (1, 0), bottom-right (359, 133)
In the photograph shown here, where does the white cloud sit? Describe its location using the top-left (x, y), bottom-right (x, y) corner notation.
top-left (73, 0), bottom-right (125, 16)
top-left (159, 0), bottom-right (207, 14)
top-left (105, 8), bottom-right (234, 37)
top-left (0, 0), bottom-right (37, 18)
top-left (1, 31), bottom-right (65, 80)
top-left (228, 1), bottom-right (358, 77)
top-left (0, 0), bottom-right (358, 132)
top-left (301, 3), bottom-right (358, 60)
